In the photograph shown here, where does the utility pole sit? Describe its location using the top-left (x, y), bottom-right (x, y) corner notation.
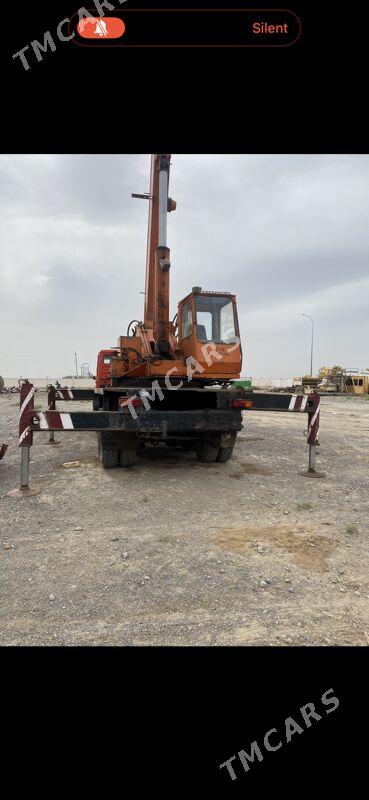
top-left (74, 351), bottom-right (78, 379)
top-left (301, 314), bottom-right (314, 377)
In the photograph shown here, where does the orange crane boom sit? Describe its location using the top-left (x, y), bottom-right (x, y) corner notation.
top-left (144, 154), bottom-right (176, 354)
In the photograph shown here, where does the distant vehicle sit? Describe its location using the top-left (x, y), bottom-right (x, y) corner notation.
top-left (317, 369), bottom-right (369, 395)
top-left (291, 375), bottom-right (320, 394)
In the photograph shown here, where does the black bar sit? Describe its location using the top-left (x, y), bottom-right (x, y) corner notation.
top-left (52, 389), bottom-right (315, 412)
top-left (242, 392), bottom-right (315, 412)
top-left (102, 385), bottom-right (232, 391)
top-left (30, 409), bottom-right (242, 433)
top-left (55, 389), bottom-right (96, 401)
top-left (71, 9), bottom-right (301, 48)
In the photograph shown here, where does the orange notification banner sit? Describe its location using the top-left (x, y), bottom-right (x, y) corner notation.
top-left (77, 17), bottom-right (126, 39)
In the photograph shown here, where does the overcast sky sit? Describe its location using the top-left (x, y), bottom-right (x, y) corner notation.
top-left (1, 153), bottom-right (368, 380)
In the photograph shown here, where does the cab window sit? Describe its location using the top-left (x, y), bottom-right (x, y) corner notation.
top-left (196, 311), bottom-right (212, 341)
top-left (195, 295), bottom-right (236, 343)
top-left (181, 300), bottom-right (194, 339)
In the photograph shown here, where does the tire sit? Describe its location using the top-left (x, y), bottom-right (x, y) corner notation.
top-left (216, 444), bottom-right (235, 463)
top-left (92, 398), bottom-right (100, 411)
top-left (119, 448), bottom-right (136, 468)
top-left (196, 441), bottom-right (219, 463)
top-left (100, 442), bottom-right (118, 468)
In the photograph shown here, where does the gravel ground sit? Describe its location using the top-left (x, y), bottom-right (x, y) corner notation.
top-left (1, 392), bottom-right (369, 646)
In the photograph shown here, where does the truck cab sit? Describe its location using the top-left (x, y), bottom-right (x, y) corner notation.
top-left (96, 349), bottom-right (119, 388)
top-left (178, 288), bottom-right (242, 377)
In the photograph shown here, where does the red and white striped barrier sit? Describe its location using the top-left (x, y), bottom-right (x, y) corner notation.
top-left (46, 386), bottom-right (60, 443)
top-left (300, 391), bottom-right (324, 477)
top-left (47, 385), bottom-right (97, 403)
top-left (55, 388), bottom-right (75, 401)
top-left (37, 411), bottom-right (75, 430)
top-left (307, 391), bottom-right (320, 446)
top-left (288, 394), bottom-right (308, 412)
top-left (7, 380), bottom-right (40, 497)
top-left (19, 380), bottom-right (34, 447)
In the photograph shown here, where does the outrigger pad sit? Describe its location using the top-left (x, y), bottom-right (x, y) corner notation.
top-left (298, 470), bottom-right (326, 479)
top-left (7, 486), bottom-right (41, 498)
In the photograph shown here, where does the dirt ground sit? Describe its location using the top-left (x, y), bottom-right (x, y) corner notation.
top-left (1, 392), bottom-right (369, 646)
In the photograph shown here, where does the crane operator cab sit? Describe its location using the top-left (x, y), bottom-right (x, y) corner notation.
top-left (177, 287), bottom-right (242, 378)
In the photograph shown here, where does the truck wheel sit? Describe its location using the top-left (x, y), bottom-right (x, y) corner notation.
top-left (216, 444), bottom-right (235, 462)
top-left (119, 448), bottom-right (136, 468)
top-left (99, 435), bottom-right (118, 468)
top-left (196, 441), bottom-right (219, 463)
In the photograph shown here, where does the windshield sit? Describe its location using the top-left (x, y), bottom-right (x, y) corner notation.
top-left (195, 295), bottom-right (237, 343)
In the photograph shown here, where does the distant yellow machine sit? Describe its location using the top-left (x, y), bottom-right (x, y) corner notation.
top-left (317, 368), bottom-right (369, 395)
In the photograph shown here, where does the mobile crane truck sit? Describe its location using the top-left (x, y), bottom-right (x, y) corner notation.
top-left (10, 155), bottom-right (323, 496)
top-left (94, 153), bottom-right (245, 467)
